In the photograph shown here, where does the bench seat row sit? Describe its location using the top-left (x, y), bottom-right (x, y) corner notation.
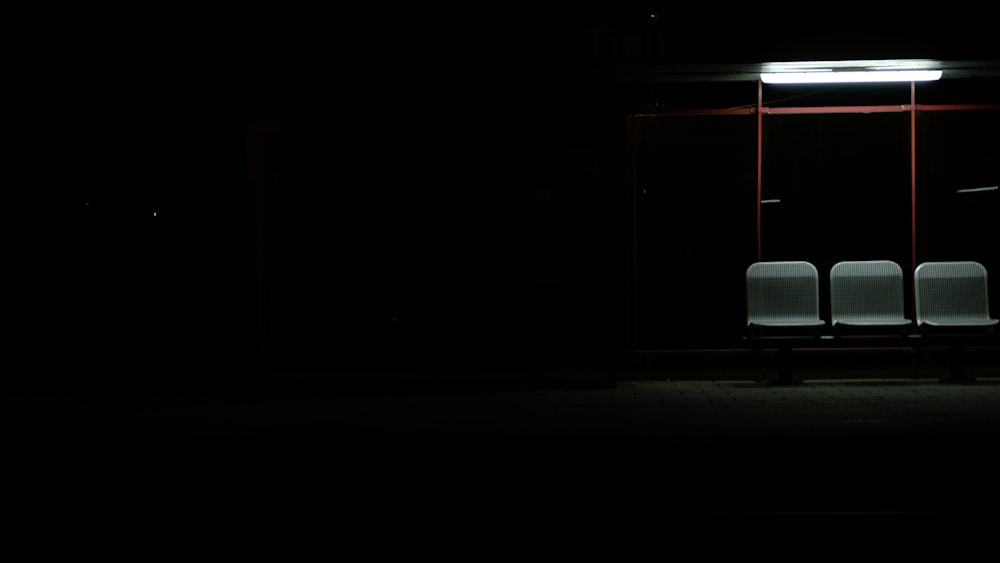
top-left (746, 260), bottom-right (998, 335)
top-left (744, 260), bottom-right (998, 383)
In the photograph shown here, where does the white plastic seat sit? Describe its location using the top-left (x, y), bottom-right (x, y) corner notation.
top-left (830, 260), bottom-right (911, 331)
top-left (746, 261), bottom-right (826, 332)
top-left (914, 261), bottom-right (999, 330)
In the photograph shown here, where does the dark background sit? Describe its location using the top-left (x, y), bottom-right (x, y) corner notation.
top-left (4, 6), bottom-right (1000, 548)
top-left (6, 7), bottom-right (999, 374)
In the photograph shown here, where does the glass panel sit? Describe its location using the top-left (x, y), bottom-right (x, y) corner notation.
top-left (917, 109), bottom-right (1000, 317)
top-left (634, 114), bottom-right (757, 350)
top-left (762, 112), bottom-right (912, 322)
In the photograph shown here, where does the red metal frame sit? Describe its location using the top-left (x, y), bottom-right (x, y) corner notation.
top-left (763, 105), bottom-right (908, 114)
top-left (910, 82), bottom-right (919, 331)
top-left (634, 104), bottom-right (1000, 117)
top-left (629, 117), bottom-right (640, 358)
top-left (917, 104), bottom-right (1000, 111)
top-left (627, 87), bottom-right (1000, 360)
top-left (756, 79), bottom-right (763, 262)
top-left (633, 108), bottom-right (755, 116)
top-left (764, 104), bottom-right (1000, 114)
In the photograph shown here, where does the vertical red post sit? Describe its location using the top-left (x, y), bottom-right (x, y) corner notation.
top-left (628, 115), bottom-right (640, 359)
top-left (756, 79), bottom-right (763, 262)
top-left (245, 121), bottom-right (280, 372)
top-left (910, 82), bottom-right (918, 331)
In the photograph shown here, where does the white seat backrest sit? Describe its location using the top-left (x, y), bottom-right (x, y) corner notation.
top-left (746, 261), bottom-right (822, 326)
top-left (830, 260), bottom-right (908, 325)
top-left (914, 261), bottom-right (996, 326)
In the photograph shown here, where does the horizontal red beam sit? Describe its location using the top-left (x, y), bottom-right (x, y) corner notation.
top-left (633, 107), bottom-right (755, 116)
top-left (764, 103), bottom-right (1000, 114)
top-left (917, 103), bottom-right (1000, 111)
top-left (635, 103), bottom-right (1000, 117)
top-left (763, 105), bottom-right (909, 114)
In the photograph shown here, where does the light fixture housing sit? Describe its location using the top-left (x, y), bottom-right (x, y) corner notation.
top-left (760, 59), bottom-right (943, 84)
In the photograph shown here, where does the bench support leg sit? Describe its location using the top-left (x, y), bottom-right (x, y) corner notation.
top-left (941, 344), bottom-right (976, 384)
top-left (769, 346), bottom-right (803, 386)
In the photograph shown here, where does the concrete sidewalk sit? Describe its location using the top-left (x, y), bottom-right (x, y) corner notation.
top-left (4, 369), bottom-right (1000, 440)
top-left (5, 370), bottom-right (1000, 541)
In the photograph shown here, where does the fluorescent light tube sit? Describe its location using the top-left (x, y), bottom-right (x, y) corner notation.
top-left (761, 69), bottom-right (942, 84)
top-left (956, 186), bottom-right (998, 194)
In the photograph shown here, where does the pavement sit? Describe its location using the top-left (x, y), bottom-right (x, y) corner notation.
top-left (4, 359), bottom-right (1000, 542)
